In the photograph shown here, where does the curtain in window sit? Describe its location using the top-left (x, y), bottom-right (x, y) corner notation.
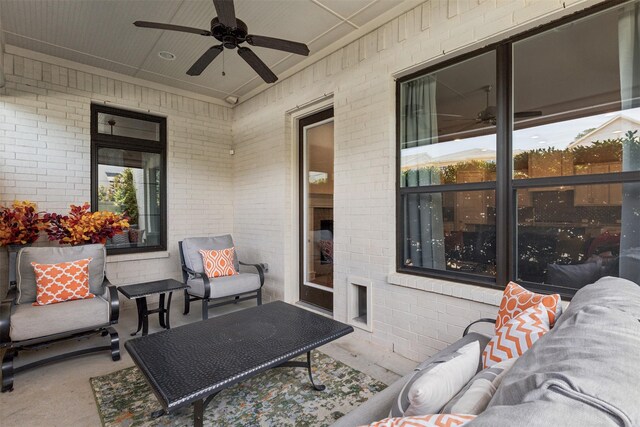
top-left (402, 76), bottom-right (445, 269)
top-left (619, 2), bottom-right (640, 283)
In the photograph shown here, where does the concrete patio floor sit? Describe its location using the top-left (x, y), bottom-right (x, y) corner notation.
top-left (0, 297), bottom-right (416, 427)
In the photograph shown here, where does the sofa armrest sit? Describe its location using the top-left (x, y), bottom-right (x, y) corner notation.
top-left (463, 318), bottom-right (495, 337)
top-left (104, 278), bottom-right (119, 325)
top-left (0, 287), bottom-right (17, 346)
top-left (239, 261), bottom-right (265, 288)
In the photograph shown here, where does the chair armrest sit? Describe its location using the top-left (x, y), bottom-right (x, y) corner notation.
top-left (104, 277), bottom-right (120, 325)
top-left (181, 266), bottom-right (211, 299)
top-left (239, 261), bottom-right (265, 288)
top-left (463, 318), bottom-right (495, 337)
top-left (0, 287), bottom-right (17, 346)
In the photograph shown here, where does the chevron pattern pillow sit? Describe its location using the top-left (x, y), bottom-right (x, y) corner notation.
top-left (482, 303), bottom-right (550, 369)
top-left (365, 414), bottom-right (476, 427)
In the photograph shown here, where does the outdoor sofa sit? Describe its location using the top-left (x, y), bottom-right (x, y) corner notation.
top-left (333, 276), bottom-right (640, 426)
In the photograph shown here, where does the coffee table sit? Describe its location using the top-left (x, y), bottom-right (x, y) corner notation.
top-left (125, 301), bottom-right (353, 426)
top-left (117, 279), bottom-right (187, 336)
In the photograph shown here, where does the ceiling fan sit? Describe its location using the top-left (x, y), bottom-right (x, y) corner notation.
top-left (134, 0), bottom-right (310, 84)
top-left (475, 85), bottom-right (542, 125)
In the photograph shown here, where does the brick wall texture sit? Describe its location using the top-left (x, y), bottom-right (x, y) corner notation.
top-left (0, 0), bottom-right (595, 361)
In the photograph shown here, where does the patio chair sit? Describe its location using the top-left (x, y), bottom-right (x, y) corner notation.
top-left (179, 235), bottom-right (265, 320)
top-left (0, 244), bottom-right (120, 392)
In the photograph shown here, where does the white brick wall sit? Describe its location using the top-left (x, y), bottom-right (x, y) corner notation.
top-left (0, 51), bottom-right (234, 302)
top-left (232, 0), bottom-right (598, 361)
top-left (0, 0), bottom-right (600, 361)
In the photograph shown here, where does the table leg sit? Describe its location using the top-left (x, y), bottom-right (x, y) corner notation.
top-left (140, 297), bottom-right (149, 336)
top-left (158, 293), bottom-right (166, 329)
top-left (306, 351), bottom-right (326, 391)
top-left (131, 298), bottom-right (144, 336)
top-left (193, 399), bottom-right (204, 427)
top-left (165, 291), bottom-right (173, 329)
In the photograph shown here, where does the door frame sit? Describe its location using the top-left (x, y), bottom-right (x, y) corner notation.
top-left (298, 107), bottom-right (335, 312)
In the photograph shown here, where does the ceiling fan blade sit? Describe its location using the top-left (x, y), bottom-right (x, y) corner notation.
top-left (246, 35), bottom-right (310, 56)
top-left (187, 45), bottom-right (224, 76)
top-left (213, 0), bottom-right (237, 28)
top-left (237, 47), bottom-right (278, 84)
top-left (134, 21), bottom-right (211, 36)
top-left (514, 110), bottom-right (543, 118)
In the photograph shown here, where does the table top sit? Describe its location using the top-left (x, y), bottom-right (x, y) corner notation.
top-left (124, 301), bottom-right (354, 412)
top-left (118, 278), bottom-right (187, 299)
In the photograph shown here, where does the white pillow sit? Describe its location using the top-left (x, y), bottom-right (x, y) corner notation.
top-left (444, 357), bottom-right (516, 415)
top-left (404, 341), bottom-right (480, 416)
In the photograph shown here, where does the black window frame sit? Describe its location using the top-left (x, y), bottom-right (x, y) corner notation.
top-left (395, 0), bottom-right (638, 299)
top-left (90, 104), bottom-right (167, 255)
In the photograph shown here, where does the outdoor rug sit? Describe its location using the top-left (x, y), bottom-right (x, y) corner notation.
top-left (90, 351), bottom-right (386, 426)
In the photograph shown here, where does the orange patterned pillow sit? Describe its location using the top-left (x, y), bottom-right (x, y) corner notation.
top-left (364, 414), bottom-right (476, 427)
top-left (31, 258), bottom-right (95, 306)
top-left (483, 303), bottom-right (550, 368)
top-left (199, 248), bottom-right (238, 278)
top-left (495, 282), bottom-right (561, 332)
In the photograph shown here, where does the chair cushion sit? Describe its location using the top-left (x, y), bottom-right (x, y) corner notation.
top-left (16, 244), bottom-right (106, 304)
top-left (32, 258), bottom-right (95, 305)
top-left (199, 248), bottom-right (238, 278)
top-left (181, 235), bottom-right (239, 274)
top-left (10, 295), bottom-right (110, 342)
top-left (187, 273), bottom-right (261, 299)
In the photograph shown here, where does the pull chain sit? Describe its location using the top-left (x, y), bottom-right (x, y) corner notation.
top-left (222, 49), bottom-right (226, 77)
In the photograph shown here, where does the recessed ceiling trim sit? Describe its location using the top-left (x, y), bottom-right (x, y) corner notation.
top-left (310, 0), bottom-right (359, 29)
top-left (5, 44), bottom-right (229, 107)
top-left (238, 0), bottom-right (425, 104)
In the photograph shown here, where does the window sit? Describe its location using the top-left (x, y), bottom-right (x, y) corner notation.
top-left (397, 0), bottom-right (640, 297)
top-left (91, 105), bottom-right (167, 254)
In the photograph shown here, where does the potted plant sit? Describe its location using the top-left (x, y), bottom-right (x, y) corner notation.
top-left (43, 203), bottom-right (129, 246)
top-left (0, 200), bottom-right (44, 285)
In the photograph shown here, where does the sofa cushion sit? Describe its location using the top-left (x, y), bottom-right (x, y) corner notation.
top-left (186, 273), bottom-right (261, 298)
top-left (546, 261), bottom-right (602, 289)
top-left (366, 414), bottom-right (476, 427)
top-left (441, 358), bottom-right (516, 415)
top-left (16, 244), bottom-right (106, 304)
top-left (392, 341), bottom-right (481, 417)
top-left (495, 282), bottom-right (561, 331)
top-left (10, 295), bottom-right (110, 342)
top-left (181, 235), bottom-right (239, 274)
top-left (482, 303), bottom-right (550, 369)
top-left (479, 277), bottom-right (640, 426)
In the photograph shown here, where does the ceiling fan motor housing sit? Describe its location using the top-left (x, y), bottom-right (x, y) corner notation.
top-left (211, 17), bottom-right (248, 49)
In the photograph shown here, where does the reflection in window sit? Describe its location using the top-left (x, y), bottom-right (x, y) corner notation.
top-left (517, 183), bottom-right (640, 291)
top-left (402, 190), bottom-right (496, 276)
top-left (397, 0), bottom-right (640, 294)
top-left (91, 105), bottom-right (166, 253)
top-left (400, 52), bottom-right (497, 187)
top-left (97, 149), bottom-right (162, 250)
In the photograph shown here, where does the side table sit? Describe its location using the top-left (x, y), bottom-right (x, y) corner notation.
top-left (118, 279), bottom-right (188, 336)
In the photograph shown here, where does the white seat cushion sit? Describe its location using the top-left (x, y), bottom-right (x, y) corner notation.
top-left (10, 296), bottom-right (111, 342)
top-left (187, 273), bottom-right (261, 299)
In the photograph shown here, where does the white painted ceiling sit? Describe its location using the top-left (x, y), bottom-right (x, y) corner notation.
top-left (0, 0), bottom-right (409, 101)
